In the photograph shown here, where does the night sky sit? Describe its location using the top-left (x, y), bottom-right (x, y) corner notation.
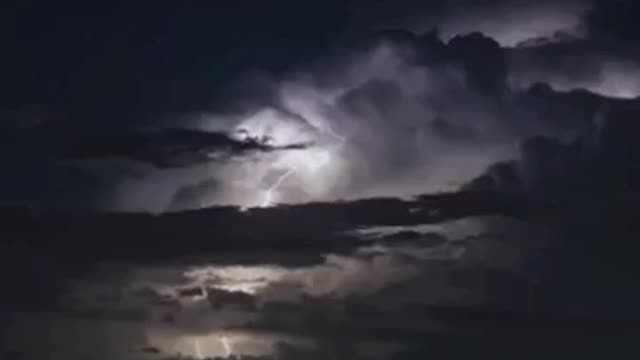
top-left (2, 1), bottom-right (640, 359)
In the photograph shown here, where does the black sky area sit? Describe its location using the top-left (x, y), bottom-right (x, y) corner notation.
top-left (2, 0), bottom-right (633, 121)
top-left (2, 1), bottom-right (354, 120)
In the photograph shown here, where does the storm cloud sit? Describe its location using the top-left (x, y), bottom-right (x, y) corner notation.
top-left (2, 0), bottom-right (638, 212)
top-left (4, 2), bottom-right (640, 358)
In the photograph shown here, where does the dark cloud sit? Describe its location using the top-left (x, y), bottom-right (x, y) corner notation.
top-left (466, 93), bottom-right (640, 200)
top-left (464, 94), bottom-right (640, 313)
top-left (208, 288), bottom-right (257, 311)
top-left (60, 128), bottom-right (310, 168)
top-left (0, 190), bottom-right (546, 266)
top-left (4, 192), bottom-right (639, 359)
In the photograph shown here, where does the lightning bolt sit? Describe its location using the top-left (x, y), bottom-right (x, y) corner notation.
top-left (221, 334), bottom-right (232, 357)
top-left (194, 338), bottom-right (204, 359)
top-left (260, 167), bottom-right (297, 207)
top-left (258, 121), bottom-right (347, 208)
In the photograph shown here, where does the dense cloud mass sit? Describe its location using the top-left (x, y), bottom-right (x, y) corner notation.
top-left (3, 1), bottom-right (640, 360)
top-left (160, 29), bottom-right (640, 211)
top-left (100, 36), bottom-right (623, 211)
top-left (1, 1), bottom-right (639, 212)
top-left (6, 216), bottom-right (540, 359)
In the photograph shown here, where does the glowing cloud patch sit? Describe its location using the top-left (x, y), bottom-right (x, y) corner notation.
top-left (231, 107), bottom-right (347, 207)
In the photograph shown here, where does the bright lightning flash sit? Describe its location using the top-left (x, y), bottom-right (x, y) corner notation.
top-left (192, 335), bottom-right (232, 358)
top-left (221, 335), bottom-right (232, 357)
top-left (194, 338), bottom-right (204, 359)
top-left (260, 168), bottom-right (297, 207)
top-left (234, 108), bottom-right (347, 208)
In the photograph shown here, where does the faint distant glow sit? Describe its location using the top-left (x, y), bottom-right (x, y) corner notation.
top-left (183, 265), bottom-right (288, 295)
top-left (180, 254), bottom-right (423, 300)
top-left (435, 1), bottom-right (590, 47)
top-left (510, 59), bottom-right (640, 100)
top-left (189, 287), bottom-right (208, 302)
top-left (580, 70), bottom-right (640, 99)
top-left (145, 331), bottom-right (315, 359)
top-left (213, 281), bottom-right (269, 294)
top-left (512, 76), bottom-right (640, 100)
top-left (358, 244), bottom-right (466, 261)
top-left (183, 334), bottom-right (237, 358)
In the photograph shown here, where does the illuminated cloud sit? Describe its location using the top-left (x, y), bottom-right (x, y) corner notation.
top-left (355, 0), bottom-right (591, 47)
top-left (509, 48), bottom-right (640, 99)
top-left (434, 0), bottom-right (591, 47)
top-left (188, 40), bottom-right (520, 209)
top-left (7, 3), bottom-right (634, 212)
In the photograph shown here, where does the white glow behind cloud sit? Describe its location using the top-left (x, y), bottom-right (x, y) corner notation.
top-left (194, 44), bottom-right (515, 209)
